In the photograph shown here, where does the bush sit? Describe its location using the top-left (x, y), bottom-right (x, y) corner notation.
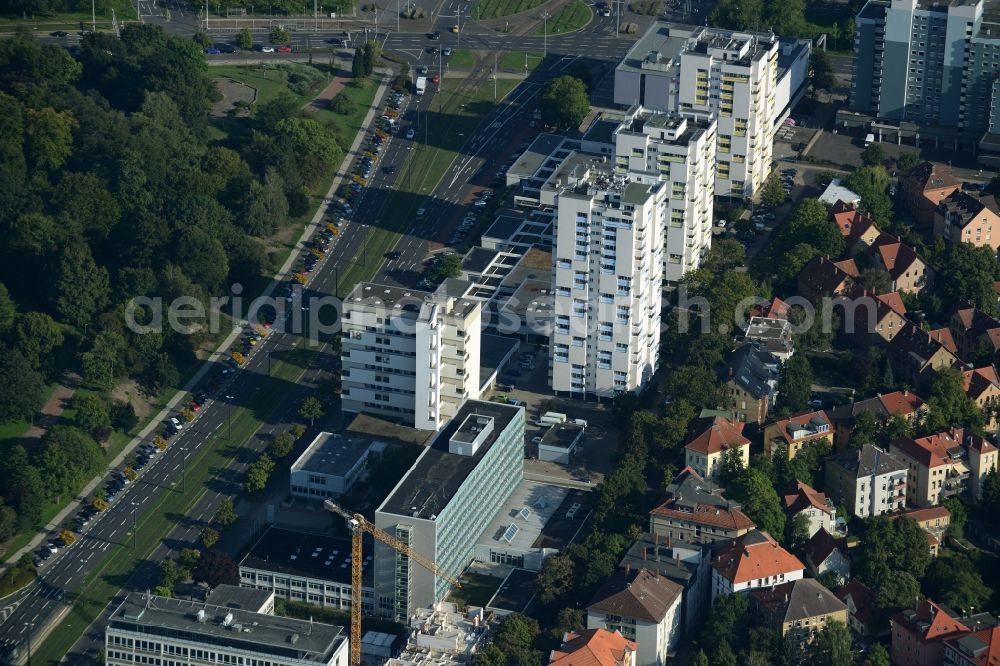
top-left (628, 0), bottom-right (662, 14)
top-left (284, 63), bottom-right (325, 96)
top-left (287, 188), bottom-right (310, 217)
top-left (269, 27), bottom-right (290, 45)
top-left (111, 399), bottom-right (139, 432)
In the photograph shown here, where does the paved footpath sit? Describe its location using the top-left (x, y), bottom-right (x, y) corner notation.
top-left (21, 372), bottom-right (80, 441)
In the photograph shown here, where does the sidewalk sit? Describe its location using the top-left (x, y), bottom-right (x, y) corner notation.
top-left (22, 372), bottom-right (80, 441)
top-left (0, 74), bottom-right (391, 573)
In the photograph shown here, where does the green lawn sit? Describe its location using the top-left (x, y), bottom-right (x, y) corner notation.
top-left (534, 0), bottom-right (591, 34)
top-left (32, 340), bottom-right (319, 664)
top-left (333, 76), bottom-right (519, 297)
top-left (473, 0), bottom-right (547, 19)
top-left (449, 48), bottom-right (475, 69)
top-left (0, 382), bottom-right (59, 455)
top-left (210, 64), bottom-right (313, 108)
top-left (498, 51), bottom-right (543, 72)
top-left (0, 0), bottom-right (137, 27)
top-left (447, 571), bottom-right (502, 607)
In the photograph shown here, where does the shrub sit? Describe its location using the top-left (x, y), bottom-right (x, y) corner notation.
top-left (330, 92), bottom-right (356, 115)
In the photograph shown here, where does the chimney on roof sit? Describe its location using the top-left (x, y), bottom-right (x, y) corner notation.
top-left (643, 546), bottom-right (648, 560)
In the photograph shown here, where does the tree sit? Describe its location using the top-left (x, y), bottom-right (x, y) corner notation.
top-left (848, 410), bottom-right (877, 449)
top-left (0, 282), bottom-right (15, 334)
top-left (860, 267), bottom-right (893, 295)
top-left (980, 468), bottom-right (1000, 516)
top-left (111, 400), bottom-right (139, 432)
top-left (872, 569), bottom-right (920, 626)
top-left (787, 512), bottom-right (811, 552)
top-left (52, 244), bottom-right (110, 329)
top-left (193, 549), bottom-right (239, 586)
top-left (245, 453), bottom-right (275, 492)
top-left (271, 431), bottom-right (295, 458)
top-left (761, 172), bottom-right (786, 208)
top-left (729, 468), bottom-right (786, 538)
top-left (663, 365), bottom-right (728, 410)
top-left (550, 608), bottom-right (584, 639)
top-left (0, 344), bottom-right (45, 422)
top-left (897, 152), bottom-right (920, 172)
top-left (861, 141), bottom-right (885, 167)
top-left (923, 550), bottom-right (991, 612)
top-left (475, 645), bottom-right (507, 666)
top-left (36, 426), bottom-right (104, 502)
top-left (73, 393), bottom-right (111, 433)
top-left (807, 620), bottom-right (852, 666)
top-left (429, 254), bottom-right (463, 282)
top-left (200, 527), bottom-right (220, 549)
top-left (868, 643), bottom-right (890, 666)
top-left (351, 47), bottom-right (365, 79)
top-left (846, 165), bottom-right (893, 227)
top-left (269, 27), bottom-right (290, 44)
top-left (15, 311), bottom-right (64, 371)
top-left (536, 552), bottom-right (575, 605)
top-left (213, 498), bottom-right (237, 528)
top-left (236, 28), bottom-right (253, 49)
top-left (810, 50), bottom-right (837, 92)
top-left (299, 397), bottom-right (324, 426)
top-left (540, 76), bottom-right (590, 130)
top-left (774, 354), bottom-right (813, 415)
top-left (923, 366), bottom-right (984, 433)
top-left (177, 227), bottom-right (229, 291)
top-left (689, 650), bottom-right (709, 666)
top-left (0, 499), bottom-right (17, 542)
top-left (709, 0), bottom-right (763, 30)
top-left (362, 42), bottom-right (379, 76)
top-left (936, 243), bottom-right (1000, 316)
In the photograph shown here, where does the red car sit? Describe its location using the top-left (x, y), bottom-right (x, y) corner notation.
top-left (430, 74), bottom-right (441, 85)
top-left (277, 45), bottom-right (293, 53)
top-left (190, 401), bottom-right (201, 413)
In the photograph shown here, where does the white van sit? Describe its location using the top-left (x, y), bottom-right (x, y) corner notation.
top-left (864, 133), bottom-right (875, 147)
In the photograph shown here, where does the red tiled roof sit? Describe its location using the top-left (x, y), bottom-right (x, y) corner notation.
top-left (891, 427), bottom-right (995, 468)
top-left (769, 410), bottom-right (832, 448)
top-left (892, 599), bottom-right (969, 642)
top-left (877, 291), bottom-right (908, 315)
top-left (871, 235), bottom-right (924, 280)
top-left (878, 390), bottom-right (926, 416)
top-left (684, 416), bottom-right (750, 456)
top-left (833, 258), bottom-right (861, 278)
top-left (550, 630), bottom-right (637, 666)
top-left (929, 327), bottom-right (959, 354)
top-left (905, 161), bottom-right (961, 193)
top-left (836, 579), bottom-right (874, 626)
top-left (963, 366), bottom-right (1000, 402)
top-left (892, 506), bottom-right (951, 523)
top-left (650, 468), bottom-right (757, 531)
top-left (650, 501), bottom-right (757, 530)
top-left (944, 626), bottom-right (1000, 666)
top-left (711, 530), bottom-right (805, 585)
top-left (782, 480), bottom-right (834, 517)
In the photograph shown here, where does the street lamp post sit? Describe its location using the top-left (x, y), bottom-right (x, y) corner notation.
top-left (23, 622), bottom-right (33, 666)
top-left (131, 502), bottom-right (138, 550)
top-left (457, 8), bottom-right (461, 48)
top-left (542, 11), bottom-right (550, 57)
top-left (225, 395), bottom-right (235, 440)
top-left (180, 447), bottom-right (189, 494)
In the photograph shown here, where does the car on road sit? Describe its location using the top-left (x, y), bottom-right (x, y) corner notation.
top-left (50, 30), bottom-right (69, 37)
top-left (406, 128), bottom-right (416, 140)
top-left (431, 74), bottom-right (440, 84)
top-left (277, 45), bottom-right (293, 53)
top-left (327, 37), bottom-right (343, 45)
top-left (215, 43), bottom-right (237, 53)
top-left (383, 165), bottom-right (396, 174)
top-left (384, 251), bottom-right (401, 260)
top-left (450, 25), bottom-right (459, 33)
top-left (427, 46), bottom-right (439, 54)
top-left (260, 45), bottom-right (275, 53)
top-left (427, 30), bottom-right (440, 39)
top-left (419, 65), bottom-right (429, 75)
top-left (443, 46), bottom-right (453, 56)
top-left (205, 47), bottom-right (221, 54)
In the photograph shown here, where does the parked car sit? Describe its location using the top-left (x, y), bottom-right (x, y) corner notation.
top-left (260, 45), bottom-right (275, 53)
top-left (205, 47), bottom-right (221, 54)
top-left (443, 46), bottom-right (453, 56)
top-left (277, 45), bottom-right (293, 53)
top-left (406, 128), bottom-right (416, 139)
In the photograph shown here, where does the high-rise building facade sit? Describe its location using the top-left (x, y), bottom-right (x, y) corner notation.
top-left (373, 400), bottom-right (524, 620)
top-left (614, 108), bottom-right (717, 282)
top-left (543, 153), bottom-right (664, 398)
top-left (340, 282), bottom-right (482, 431)
top-left (850, 0), bottom-right (1000, 133)
top-left (614, 21), bottom-right (811, 198)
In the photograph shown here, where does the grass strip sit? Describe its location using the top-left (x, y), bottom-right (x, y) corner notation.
top-left (474, 0), bottom-right (547, 19)
top-left (334, 76), bottom-right (519, 297)
top-left (498, 51), bottom-right (543, 71)
top-left (534, 0), bottom-right (591, 34)
top-left (32, 343), bottom-right (317, 664)
top-left (449, 49), bottom-right (475, 69)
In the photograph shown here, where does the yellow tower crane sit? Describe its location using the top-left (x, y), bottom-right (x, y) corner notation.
top-left (323, 499), bottom-right (462, 666)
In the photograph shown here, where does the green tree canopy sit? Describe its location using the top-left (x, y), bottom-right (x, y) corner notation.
top-left (861, 142), bottom-right (886, 167)
top-left (936, 242), bottom-right (1000, 316)
top-left (0, 343), bottom-right (45, 421)
top-left (540, 76), bottom-right (590, 130)
top-left (810, 50), bottom-right (837, 91)
top-left (774, 354), bottom-right (813, 415)
top-left (761, 172), bottom-right (786, 208)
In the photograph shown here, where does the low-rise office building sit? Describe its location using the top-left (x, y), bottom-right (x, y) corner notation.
top-left (290, 432), bottom-right (388, 500)
top-left (538, 422), bottom-right (585, 465)
top-left (105, 593), bottom-right (349, 666)
top-left (239, 526), bottom-right (375, 615)
top-left (374, 400), bottom-right (525, 620)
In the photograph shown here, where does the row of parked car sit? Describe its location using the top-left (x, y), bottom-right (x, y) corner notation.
top-left (203, 43), bottom-right (292, 54)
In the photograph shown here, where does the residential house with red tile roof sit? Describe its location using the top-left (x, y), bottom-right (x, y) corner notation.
top-left (832, 207), bottom-right (881, 253)
top-left (949, 306), bottom-right (1000, 361)
top-left (586, 568), bottom-right (684, 666)
top-left (899, 161), bottom-right (961, 228)
top-left (763, 410), bottom-right (833, 460)
top-left (962, 366), bottom-right (1000, 431)
top-left (934, 190), bottom-right (1000, 251)
top-left (797, 255), bottom-right (860, 303)
top-left (750, 296), bottom-right (790, 321)
top-left (802, 527), bottom-right (850, 584)
top-left (889, 427), bottom-right (998, 507)
top-left (828, 391), bottom-right (926, 450)
top-left (943, 625), bottom-right (1000, 666)
top-left (889, 506), bottom-right (951, 558)
top-left (749, 578), bottom-right (848, 656)
top-left (929, 327), bottom-right (960, 355)
top-left (710, 529), bottom-right (805, 600)
top-left (887, 323), bottom-right (960, 385)
top-left (891, 600), bottom-right (970, 666)
top-left (649, 468), bottom-right (756, 546)
top-left (835, 579), bottom-right (877, 637)
top-left (549, 629), bottom-right (637, 666)
top-left (869, 234), bottom-right (932, 294)
top-left (683, 416), bottom-right (750, 482)
top-left (781, 480), bottom-right (836, 538)
top-left (834, 285), bottom-right (908, 343)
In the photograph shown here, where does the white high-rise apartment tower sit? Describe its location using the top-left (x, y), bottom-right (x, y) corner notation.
top-left (543, 153), bottom-right (664, 399)
top-left (614, 108), bottom-right (717, 282)
top-left (340, 282), bottom-right (482, 431)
